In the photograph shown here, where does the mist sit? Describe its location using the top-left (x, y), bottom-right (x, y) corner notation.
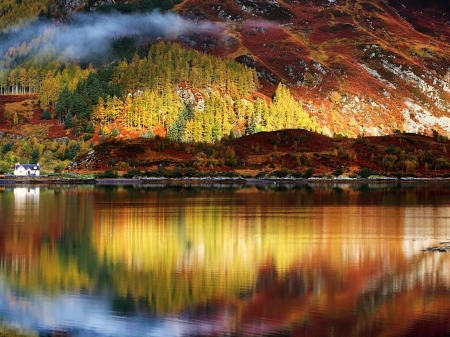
top-left (0, 10), bottom-right (222, 68)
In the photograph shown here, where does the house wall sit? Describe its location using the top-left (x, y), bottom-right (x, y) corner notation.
top-left (14, 167), bottom-right (40, 176)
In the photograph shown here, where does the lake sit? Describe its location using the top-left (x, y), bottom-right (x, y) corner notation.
top-left (0, 182), bottom-right (450, 336)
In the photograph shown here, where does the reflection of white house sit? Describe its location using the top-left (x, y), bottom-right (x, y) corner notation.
top-left (14, 187), bottom-right (40, 207)
top-left (13, 163), bottom-right (40, 176)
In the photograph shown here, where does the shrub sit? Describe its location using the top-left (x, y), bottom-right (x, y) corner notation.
top-left (98, 170), bottom-right (118, 178)
top-left (255, 171), bottom-right (267, 178)
top-left (0, 161), bottom-right (9, 174)
top-left (143, 166), bottom-right (168, 177)
top-left (292, 170), bottom-right (303, 178)
top-left (270, 137), bottom-right (280, 146)
top-left (143, 169), bottom-right (157, 177)
top-left (333, 168), bottom-right (344, 177)
top-left (140, 128), bottom-right (155, 139)
top-left (184, 167), bottom-right (196, 177)
top-left (300, 152), bottom-right (312, 165)
top-left (358, 168), bottom-right (374, 178)
top-left (224, 158), bottom-right (239, 167)
top-left (434, 157), bottom-right (450, 169)
top-left (195, 170), bottom-right (208, 178)
top-left (53, 164), bottom-right (65, 174)
top-left (127, 158), bottom-right (139, 168)
top-left (391, 171), bottom-right (403, 178)
top-left (385, 145), bottom-right (397, 154)
top-left (41, 110), bottom-right (52, 120)
top-left (123, 169), bottom-right (141, 178)
top-left (114, 161), bottom-right (127, 170)
top-left (222, 171), bottom-right (240, 178)
top-left (167, 167), bottom-right (183, 178)
top-left (271, 168), bottom-right (289, 178)
top-left (383, 155), bottom-right (397, 171)
top-left (303, 168), bottom-right (315, 178)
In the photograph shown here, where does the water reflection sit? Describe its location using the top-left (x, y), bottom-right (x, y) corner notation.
top-left (14, 187), bottom-right (39, 217)
top-left (0, 183), bottom-right (450, 336)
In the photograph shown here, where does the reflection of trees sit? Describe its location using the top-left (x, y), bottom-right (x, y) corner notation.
top-left (350, 252), bottom-right (450, 336)
top-left (0, 324), bottom-right (36, 337)
top-left (92, 196), bottom-right (261, 314)
top-left (235, 245), bottom-right (450, 336)
top-left (210, 252), bottom-right (448, 337)
top-left (0, 251), bottom-right (95, 293)
top-left (0, 187), bottom-right (96, 293)
top-left (88, 185), bottom-right (450, 320)
top-left (1, 185), bottom-right (450, 336)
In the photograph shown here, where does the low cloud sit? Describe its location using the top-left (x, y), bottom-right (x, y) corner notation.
top-left (0, 10), bottom-right (222, 67)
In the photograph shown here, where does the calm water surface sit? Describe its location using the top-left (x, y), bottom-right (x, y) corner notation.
top-left (0, 182), bottom-right (450, 336)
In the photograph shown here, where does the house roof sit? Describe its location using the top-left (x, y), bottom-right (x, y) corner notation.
top-left (15, 163), bottom-right (40, 170)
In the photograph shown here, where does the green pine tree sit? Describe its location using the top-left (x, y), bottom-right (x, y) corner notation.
top-left (64, 113), bottom-right (73, 129)
top-left (85, 122), bottom-right (95, 134)
top-left (41, 109), bottom-right (52, 120)
top-left (246, 113), bottom-right (257, 135)
top-left (111, 125), bottom-right (119, 137)
top-left (31, 147), bottom-right (40, 164)
top-left (56, 88), bottom-right (71, 123)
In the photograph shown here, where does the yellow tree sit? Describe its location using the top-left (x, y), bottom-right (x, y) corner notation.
top-left (0, 70), bottom-right (8, 94)
top-left (192, 111), bottom-right (204, 142)
top-left (184, 119), bottom-right (195, 142)
top-left (221, 95), bottom-right (235, 137)
top-left (141, 90), bottom-right (159, 130)
top-left (122, 95), bottom-right (133, 127)
top-left (18, 67), bottom-right (27, 94)
top-left (105, 96), bottom-right (123, 126)
top-left (270, 83), bottom-right (322, 132)
top-left (269, 83), bottom-right (289, 130)
top-left (92, 97), bottom-right (107, 126)
top-left (8, 69), bottom-right (18, 94)
top-left (27, 67), bottom-right (39, 94)
top-left (39, 71), bottom-right (58, 109)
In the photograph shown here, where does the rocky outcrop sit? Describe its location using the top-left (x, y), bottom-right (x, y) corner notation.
top-left (67, 150), bottom-right (97, 170)
top-left (175, 83), bottom-right (206, 111)
top-left (424, 242), bottom-right (450, 253)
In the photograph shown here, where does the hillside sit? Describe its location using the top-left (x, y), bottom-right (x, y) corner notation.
top-left (68, 129), bottom-right (450, 178)
top-left (175, 0), bottom-right (450, 137)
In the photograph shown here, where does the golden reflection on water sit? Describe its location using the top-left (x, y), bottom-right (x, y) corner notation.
top-left (1, 184), bottom-right (450, 336)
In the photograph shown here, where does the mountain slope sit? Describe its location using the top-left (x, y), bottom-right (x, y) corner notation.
top-left (0, 0), bottom-right (449, 140)
top-left (175, 0), bottom-right (450, 137)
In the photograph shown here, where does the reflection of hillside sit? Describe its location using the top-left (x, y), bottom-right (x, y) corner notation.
top-left (1, 245), bottom-right (91, 293)
top-left (0, 187), bottom-right (94, 293)
top-left (91, 186), bottom-right (450, 331)
top-left (237, 247), bottom-right (450, 336)
top-left (1, 185), bottom-right (450, 336)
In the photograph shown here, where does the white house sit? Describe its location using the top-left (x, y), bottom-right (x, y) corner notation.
top-left (14, 163), bottom-right (40, 176)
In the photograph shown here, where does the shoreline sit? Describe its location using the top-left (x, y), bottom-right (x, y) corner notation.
top-left (2, 176), bottom-right (450, 186)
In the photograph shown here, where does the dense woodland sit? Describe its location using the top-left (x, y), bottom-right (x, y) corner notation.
top-left (1, 41), bottom-right (321, 139)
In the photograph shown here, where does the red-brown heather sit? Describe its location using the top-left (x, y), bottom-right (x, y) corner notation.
top-left (175, 0), bottom-right (450, 137)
